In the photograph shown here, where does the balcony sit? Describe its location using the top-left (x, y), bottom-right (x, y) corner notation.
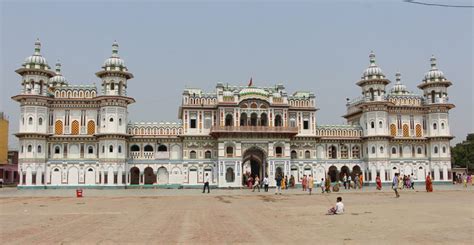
top-left (210, 126), bottom-right (298, 137)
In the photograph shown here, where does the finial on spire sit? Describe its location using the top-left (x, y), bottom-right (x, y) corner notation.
top-left (430, 55), bottom-right (437, 69)
top-left (34, 38), bottom-right (41, 55)
top-left (369, 51), bottom-right (376, 64)
top-left (112, 40), bottom-right (119, 57)
top-left (395, 71), bottom-right (401, 83)
top-left (55, 59), bottom-right (62, 73)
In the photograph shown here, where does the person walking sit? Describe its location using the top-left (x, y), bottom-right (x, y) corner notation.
top-left (302, 175), bottom-right (307, 192)
top-left (410, 174), bottom-right (415, 190)
top-left (308, 175), bottom-right (314, 195)
top-left (376, 175), bottom-right (382, 190)
top-left (354, 174), bottom-right (360, 190)
top-left (325, 175), bottom-right (331, 193)
top-left (263, 175), bottom-right (269, 192)
top-left (281, 175), bottom-right (287, 190)
top-left (347, 175), bottom-right (352, 189)
top-left (426, 173), bottom-right (433, 192)
top-left (343, 174), bottom-right (347, 189)
top-left (290, 175), bottom-right (295, 188)
top-left (252, 175), bottom-right (261, 192)
top-left (462, 173), bottom-right (467, 188)
top-left (203, 173), bottom-right (210, 194)
top-left (359, 174), bottom-right (364, 189)
top-left (275, 174), bottom-right (282, 195)
top-left (320, 178), bottom-right (325, 193)
top-left (392, 173), bottom-right (400, 198)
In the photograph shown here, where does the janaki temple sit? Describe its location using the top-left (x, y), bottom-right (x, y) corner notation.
top-left (13, 40), bottom-right (455, 188)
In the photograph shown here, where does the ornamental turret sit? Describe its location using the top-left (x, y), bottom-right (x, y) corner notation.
top-left (15, 39), bottom-right (55, 95)
top-left (418, 55), bottom-right (452, 104)
top-left (390, 72), bottom-right (410, 95)
top-left (357, 51), bottom-right (390, 102)
top-left (96, 41), bottom-right (133, 96)
top-left (49, 60), bottom-right (68, 88)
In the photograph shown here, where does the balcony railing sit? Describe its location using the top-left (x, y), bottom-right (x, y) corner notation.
top-left (210, 126), bottom-right (298, 136)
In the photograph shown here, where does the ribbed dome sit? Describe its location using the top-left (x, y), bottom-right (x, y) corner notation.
top-left (239, 87), bottom-right (269, 97)
top-left (423, 56), bottom-right (446, 82)
top-left (390, 72), bottom-right (409, 95)
top-left (22, 39), bottom-right (50, 69)
top-left (361, 51), bottom-right (385, 79)
top-left (49, 60), bottom-right (68, 86)
top-left (102, 41), bottom-right (128, 71)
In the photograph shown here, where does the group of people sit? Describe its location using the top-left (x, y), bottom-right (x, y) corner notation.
top-left (341, 173), bottom-right (364, 190)
top-left (454, 173), bottom-right (473, 188)
top-left (392, 172), bottom-right (434, 197)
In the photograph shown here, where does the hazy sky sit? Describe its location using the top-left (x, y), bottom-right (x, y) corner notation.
top-left (1, 0), bottom-right (472, 149)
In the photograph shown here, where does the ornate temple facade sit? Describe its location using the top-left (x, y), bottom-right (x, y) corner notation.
top-left (13, 40), bottom-right (455, 188)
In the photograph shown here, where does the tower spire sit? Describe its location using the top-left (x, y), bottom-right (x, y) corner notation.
top-left (112, 40), bottom-right (119, 58)
top-left (369, 51), bottom-right (376, 65)
top-left (34, 38), bottom-right (41, 55)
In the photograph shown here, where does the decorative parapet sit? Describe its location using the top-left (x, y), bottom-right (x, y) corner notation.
top-left (128, 122), bottom-right (183, 136)
top-left (53, 84), bottom-right (97, 99)
top-left (316, 125), bottom-right (363, 138)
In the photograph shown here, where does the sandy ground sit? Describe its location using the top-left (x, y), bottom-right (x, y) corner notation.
top-left (0, 186), bottom-right (473, 244)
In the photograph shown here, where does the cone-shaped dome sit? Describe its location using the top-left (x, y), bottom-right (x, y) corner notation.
top-left (22, 39), bottom-right (50, 69)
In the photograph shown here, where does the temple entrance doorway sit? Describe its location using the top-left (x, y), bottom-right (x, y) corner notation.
top-left (242, 147), bottom-right (267, 186)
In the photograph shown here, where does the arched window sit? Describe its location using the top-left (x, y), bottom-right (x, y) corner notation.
top-left (119, 118), bottom-right (122, 126)
top-left (226, 168), bottom-right (235, 182)
top-left (88, 146), bottom-right (94, 154)
top-left (433, 123), bottom-right (437, 130)
top-left (250, 113), bottom-right (258, 126)
top-left (379, 121), bottom-right (383, 128)
top-left (369, 88), bottom-right (375, 101)
top-left (226, 146), bottom-right (234, 157)
top-left (392, 147), bottom-right (397, 154)
top-left (442, 146), bottom-right (446, 154)
top-left (71, 120), bottom-right (79, 135)
top-left (110, 82), bottom-right (115, 90)
top-left (102, 145), bottom-right (105, 153)
top-left (130, 145), bottom-right (140, 152)
top-left (328, 145), bottom-right (337, 159)
top-left (352, 146), bottom-right (360, 159)
top-left (305, 150), bottom-right (311, 159)
top-left (370, 121), bottom-right (375, 129)
top-left (431, 90), bottom-right (436, 103)
top-left (87, 120), bottom-right (95, 135)
top-left (441, 122), bottom-right (445, 130)
top-left (260, 113), bottom-right (268, 126)
top-left (371, 146), bottom-right (376, 154)
top-left (190, 150), bottom-right (197, 159)
top-left (291, 150), bottom-right (297, 159)
top-left (390, 124), bottom-right (397, 136)
top-left (417, 147), bottom-right (422, 154)
top-left (28, 117), bottom-right (33, 125)
top-left (240, 113), bottom-right (248, 126)
top-left (379, 146), bottom-right (384, 154)
top-left (341, 145), bottom-right (348, 159)
top-left (38, 118), bottom-right (43, 126)
top-left (274, 115), bottom-right (283, 127)
top-left (434, 146), bottom-right (438, 154)
top-left (118, 145), bottom-right (122, 153)
top-left (205, 150), bottom-right (212, 159)
top-left (275, 146), bottom-right (283, 157)
top-left (144, 145), bottom-right (154, 152)
top-left (27, 145), bottom-right (32, 152)
top-left (37, 145), bottom-right (42, 153)
top-left (109, 145), bottom-right (114, 153)
top-left (158, 145), bottom-right (167, 152)
top-left (225, 114), bottom-right (233, 126)
top-left (109, 117), bottom-right (114, 122)
top-left (54, 146), bottom-right (60, 154)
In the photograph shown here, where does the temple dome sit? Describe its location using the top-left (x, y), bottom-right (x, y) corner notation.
top-left (239, 87), bottom-right (269, 97)
top-left (102, 41), bottom-right (128, 71)
top-left (49, 60), bottom-right (68, 86)
top-left (22, 39), bottom-right (50, 70)
top-left (361, 51), bottom-right (385, 79)
top-left (390, 72), bottom-right (409, 95)
top-left (423, 56), bottom-right (446, 82)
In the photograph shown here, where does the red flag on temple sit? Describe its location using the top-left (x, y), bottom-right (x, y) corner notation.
top-left (248, 77), bottom-right (253, 87)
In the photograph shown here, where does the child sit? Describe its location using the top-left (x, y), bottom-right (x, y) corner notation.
top-left (327, 197), bottom-right (344, 215)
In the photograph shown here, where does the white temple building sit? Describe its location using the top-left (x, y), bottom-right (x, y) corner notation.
top-left (13, 40), bottom-right (454, 188)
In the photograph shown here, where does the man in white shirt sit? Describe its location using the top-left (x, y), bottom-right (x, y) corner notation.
top-left (203, 173), bottom-right (210, 193)
top-left (263, 175), bottom-right (269, 192)
top-left (327, 197), bottom-right (344, 215)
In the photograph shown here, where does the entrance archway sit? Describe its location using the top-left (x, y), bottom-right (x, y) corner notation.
top-left (352, 165), bottom-right (361, 180)
top-left (242, 147), bottom-right (266, 183)
top-left (157, 167), bottom-right (169, 184)
top-left (328, 166), bottom-right (338, 182)
top-left (340, 166), bottom-right (350, 180)
top-left (144, 167), bottom-right (155, 184)
top-left (130, 167), bottom-right (140, 185)
top-left (275, 167), bottom-right (283, 178)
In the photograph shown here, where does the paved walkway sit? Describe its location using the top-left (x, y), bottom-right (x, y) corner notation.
top-left (1, 184), bottom-right (472, 197)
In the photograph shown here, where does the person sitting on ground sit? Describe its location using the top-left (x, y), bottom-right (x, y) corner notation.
top-left (327, 197), bottom-right (344, 215)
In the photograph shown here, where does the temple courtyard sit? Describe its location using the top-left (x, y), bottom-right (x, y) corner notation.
top-left (1, 186), bottom-right (473, 244)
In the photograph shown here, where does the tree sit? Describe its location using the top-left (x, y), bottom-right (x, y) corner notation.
top-left (451, 133), bottom-right (474, 171)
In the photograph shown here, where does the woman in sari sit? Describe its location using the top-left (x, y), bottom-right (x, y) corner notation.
top-left (325, 175), bottom-right (331, 193)
top-left (398, 174), bottom-right (403, 189)
top-left (359, 174), bottom-right (364, 189)
top-left (376, 175), bottom-right (382, 190)
top-left (281, 176), bottom-right (286, 190)
top-left (290, 175), bottom-right (295, 188)
top-left (425, 173), bottom-right (433, 192)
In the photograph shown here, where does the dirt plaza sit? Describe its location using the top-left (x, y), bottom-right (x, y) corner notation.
top-left (0, 186), bottom-right (473, 244)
